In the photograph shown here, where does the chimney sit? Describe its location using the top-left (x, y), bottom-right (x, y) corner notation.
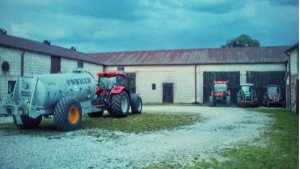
top-left (70, 46), bottom-right (76, 51)
top-left (0, 29), bottom-right (7, 35)
top-left (43, 40), bottom-right (51, 45)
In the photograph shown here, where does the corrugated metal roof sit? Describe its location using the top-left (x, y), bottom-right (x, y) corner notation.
top-left (87, 46), bottom-right (290, 66)
top-left (0, 33), bottom-right (100, 65)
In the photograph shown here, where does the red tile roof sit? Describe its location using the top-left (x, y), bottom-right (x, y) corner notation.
top-left (87, 46), bottom-right (290, 66)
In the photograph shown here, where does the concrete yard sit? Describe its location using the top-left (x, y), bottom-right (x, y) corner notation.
top-left (0, 105), bottom-right (272, 169)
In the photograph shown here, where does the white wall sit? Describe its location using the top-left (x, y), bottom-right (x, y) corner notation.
top-left (105, 66), bottom-right (195, 103)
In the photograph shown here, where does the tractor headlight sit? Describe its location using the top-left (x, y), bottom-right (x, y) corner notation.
top-left (25, 102), bottom-right (30, 110)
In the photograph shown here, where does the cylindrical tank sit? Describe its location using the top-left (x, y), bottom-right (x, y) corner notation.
top-left (16, 70), bottom-right (96, 109)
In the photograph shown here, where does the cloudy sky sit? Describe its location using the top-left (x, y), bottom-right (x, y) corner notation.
top-left (0, 0), bottom-right (298, 53)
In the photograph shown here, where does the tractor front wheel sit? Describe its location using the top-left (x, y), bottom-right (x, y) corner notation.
top-left (131, 94), bottom-right (142, 114)
top-left (110, 91), bottom-right (129, 117)
top-left (54, 97), bottom-right (82, 131)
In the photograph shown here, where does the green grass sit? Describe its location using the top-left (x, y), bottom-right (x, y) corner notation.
top-left (0, 112), bottom-right (199, 137)
top-left (146, 108), bottom-right (299, 169)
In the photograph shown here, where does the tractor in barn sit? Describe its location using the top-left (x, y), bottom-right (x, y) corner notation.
top-left (263, 84), bottom-right (284, 108)
top-left (91, 72), bottom-right (142, 117)
top-left (209, 81), bottom-right (231, 106)
top-left (236, 83), bottom-right (258, 107)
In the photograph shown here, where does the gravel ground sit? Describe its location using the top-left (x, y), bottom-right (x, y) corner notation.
top-left (0, 105), bottom-right (272, 169)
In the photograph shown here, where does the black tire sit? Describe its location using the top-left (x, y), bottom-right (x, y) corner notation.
top-left (226, 96), bottom-right (231, 106)
top-left (110, 91), bottom-right (129, 117)
top-left (267, 101), bottom-right (270, 108)
top-left (131, 94), bottom-right (142, 114)
top-left (237, 97), bottom-right (241, 106)
top-left (13, 115), bottom-right (42, 129)
top-left (54, 97), bottom-right (82, 132)
top-left (87, 110), bottom-right (104, 118)
top-left (209, 96), bottom-right (214, 106)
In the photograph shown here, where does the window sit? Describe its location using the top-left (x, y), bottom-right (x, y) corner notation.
top-left (8, 81), bottom-right (16, 94)
top-left (152, 83), bottom-right (156, 90)
top-left (117, 66), bottom-right (125, 72)
top-left (77, 61), bottom-right (84, 68)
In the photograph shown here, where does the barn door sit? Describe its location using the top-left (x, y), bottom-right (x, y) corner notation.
top-left (246, 71), bottom-right (285, 105)
top-left (163, 83), bottom-right (174, 103)
top-left (51, 56), bottom-right (61, 73)
top-left (203, 72), bottom-right (240, 103)
top-left (126, 73), bottom-right (136, 93)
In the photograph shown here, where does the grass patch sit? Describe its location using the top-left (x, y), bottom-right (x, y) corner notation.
top-left (145, 108), bottom-right (299, 169)
top-left (0, 112), bottom-right (199, 137)
top-left (82, 112), bottom-right (199, 133)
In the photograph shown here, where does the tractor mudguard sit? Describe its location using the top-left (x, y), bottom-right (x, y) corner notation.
top-left (111, 86), bottom-right (125, 94)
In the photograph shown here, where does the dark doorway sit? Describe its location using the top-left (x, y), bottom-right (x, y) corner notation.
top-left (163, 83), bottom-right (174, 103)
top-left (126, 73), bottom-right (136, 93)
top-left (203, 72), bottom-right (240, 103)
top-left (246, 71), bottom-right (286, 105)
top-left (51, 56), bottom-right (61, 73)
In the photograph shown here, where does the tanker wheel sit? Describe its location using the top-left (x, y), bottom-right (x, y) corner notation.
top-left (110, 91), bottom-right (129, 117)
top-left (226, 96), bottom-right (231, 106)
top-left (130, 94), bottom-right (142, 114)
top-left (54, 97), bottom-right (82, 131)
top-left (13, 115), bottom-right (42, 129)
top-left (88, 110), bottom-right (104, 118)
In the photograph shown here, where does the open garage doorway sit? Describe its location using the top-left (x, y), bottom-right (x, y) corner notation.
top-left (203, 72), bottom-right (240, 104)
top-left (246, 71), bottom-right (285, 105)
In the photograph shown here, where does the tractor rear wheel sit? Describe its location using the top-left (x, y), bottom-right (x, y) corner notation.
top-left (131, 94), bottom-right (142, 114)
top-left (226, 96), bottom-right (231, 106)
top-left (54, 97), bottom-right (82, 131)
top-left (109, 91), bottom-right (129, 117)
top-left (13, 115), bottom-right (42, 129)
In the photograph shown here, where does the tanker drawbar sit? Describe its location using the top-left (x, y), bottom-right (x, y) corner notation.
top-left (0, 70), bottom-right (102, 131)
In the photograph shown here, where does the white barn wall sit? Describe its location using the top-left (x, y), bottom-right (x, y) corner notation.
top-left (105, 66), bottom-right (195, 103)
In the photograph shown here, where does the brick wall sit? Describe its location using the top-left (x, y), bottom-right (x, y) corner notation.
top-left (0, 46), bottom-right (22, 100)
top-left (61, 58), bottom-right (103, 83)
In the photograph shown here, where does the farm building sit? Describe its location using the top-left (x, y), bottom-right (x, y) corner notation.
top-left (0, 30), bottom-right (291, 105)
top-left (285, 44), bottom-right (299, 113)
top-left (0, 30), bottom-right (103, 100)
top-left (88, 47), bottom-right (289, 104)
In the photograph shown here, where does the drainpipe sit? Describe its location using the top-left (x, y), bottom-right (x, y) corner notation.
top-left (194, 64), bottom-right (197, 103)
top-left (285, 51), bottom-right (292, 111)
top-left (21, 50), bottom-right (25, 76)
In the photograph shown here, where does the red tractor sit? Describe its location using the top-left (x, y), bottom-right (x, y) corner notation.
top-left (91, 72), bottom-right (142, 117)
top-left (209, 81), bottom-right (231, 106)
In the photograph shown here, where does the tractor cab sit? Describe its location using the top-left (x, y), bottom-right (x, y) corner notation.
top-left (209, 81), bottom-right (231, 106)
top-left (237, 83), bottom-right (258, 107)
top-left (97, 72), bottom-right (126, 91)
top-left (263, 85), bottom-right (284, 107)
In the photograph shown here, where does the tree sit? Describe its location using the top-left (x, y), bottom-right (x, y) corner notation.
top-left (221, 34), bottom-right (260, 48)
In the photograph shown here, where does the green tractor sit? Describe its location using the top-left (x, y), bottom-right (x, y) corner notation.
top-left (236, 83), bottom-right (258, 107)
